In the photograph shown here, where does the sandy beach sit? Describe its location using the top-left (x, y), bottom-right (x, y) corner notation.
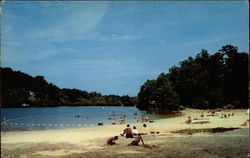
top-left (1, 108), bottom-right (249, 158)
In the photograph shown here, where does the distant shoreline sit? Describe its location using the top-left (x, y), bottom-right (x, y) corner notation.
top-left (1, 104), bottom-right (135, 108)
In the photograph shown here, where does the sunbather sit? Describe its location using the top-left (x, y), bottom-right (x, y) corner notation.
top-left (241, 120), bottom-right (249, 126)
top-left (107, 136), bottom-right (118, 145)
top-left (200, 112), bottom-right (204, 117)
top-left (185, 116), bottom-right (192, 124)
top-left (128, 133), bottom-right (144, 146)
top-left (121, 124), bottom-right (133, 138)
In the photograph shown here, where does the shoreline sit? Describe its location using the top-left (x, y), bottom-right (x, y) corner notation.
top-left (1, 108), bottom-right (249, 158)
top-left (1, 107), bottom-right (245, 132)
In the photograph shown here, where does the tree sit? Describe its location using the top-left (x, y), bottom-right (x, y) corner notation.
top-left (219, 45), bottom-right (248, 107)
top-left (138, 45), bottom-right (248, 111)
top-left (137, 73), bottom-right (179, 112)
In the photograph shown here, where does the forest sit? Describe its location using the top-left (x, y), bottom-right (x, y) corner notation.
top-left (1, 45), bottom-right (248, 111)
top-left (0, 68), bottom-right (137, 107)
top-left (137, 45), bottom-right (248, 112)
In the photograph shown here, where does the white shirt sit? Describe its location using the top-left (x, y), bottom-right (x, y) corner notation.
top-left (132, 129), bottom-right (139, 135)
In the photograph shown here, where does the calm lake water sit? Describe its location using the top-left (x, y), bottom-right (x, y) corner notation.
top-left (1, 106), bottom-right (165, 131)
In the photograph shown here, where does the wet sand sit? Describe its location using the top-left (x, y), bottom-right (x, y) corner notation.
top-left (1, 108), bottom-right (249, 158)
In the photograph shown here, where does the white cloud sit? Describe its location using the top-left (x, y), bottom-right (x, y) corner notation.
top-left (20, 2), bottom-right (144, 43)
top-left (28, 2), bottom-right (108, 42)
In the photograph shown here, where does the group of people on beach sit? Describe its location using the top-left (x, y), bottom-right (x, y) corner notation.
top-left (109, 111), bottom-right (151, 125)
top-left (107, 124), bottom-right (144, 146)
top-left (220, 112), bottom-right (234, 118)
top-left (120, 124), bottom-right (150, 137)
top-left (185, 110), bottom-right (236, 124)
top-left (203, 110), bottom-right (235, 118)
top-left (107, 123), bottom-right (159, 147)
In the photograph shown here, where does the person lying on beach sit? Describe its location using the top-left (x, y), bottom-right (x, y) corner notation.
top-left (107, 136), bottom-right (118, 145)
top-left (185, 116), bottom-right (192, 124)
top-left (128, 133), bottom-right (144, 146)
top-left (150, 131), bottom-right (160, 134)
top-left (120, 124), bottom-right (133, 138)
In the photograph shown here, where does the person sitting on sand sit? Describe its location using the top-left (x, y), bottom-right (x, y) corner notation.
top-left (112, 119), bottom-right (116, 125)
top-left (132, 126), bottom-right (139, 136)
top-left (107, 136), bottom-right (118, 145)
top-left (121, 124), bottom-right (133, 138)
top-left (128, 133), bottom-right (144, 146)
top-left (241, 120), bottom-right (249, 126)
top-left (200, 112), bottom-right (204, 117)
top-left (207, 111), bottom-right (211, 116)
top-left (185, 116), bottom-right (192, 124)
top-left (221, 113), bottom-right (224, 118)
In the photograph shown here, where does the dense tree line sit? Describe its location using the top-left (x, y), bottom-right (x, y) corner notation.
top-left (0, 67), bottom-right (137, 107)
top-left (137, 45), bottom-right (248, 112)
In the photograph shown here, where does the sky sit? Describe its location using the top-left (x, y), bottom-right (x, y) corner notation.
top-left (1, 1), bottom-right (249, 96)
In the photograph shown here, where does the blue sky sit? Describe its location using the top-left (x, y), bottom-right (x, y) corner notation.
top-left (1, 1), bottom-right (248, 96)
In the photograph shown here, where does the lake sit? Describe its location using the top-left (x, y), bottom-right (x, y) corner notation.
top-left (1, 106), bottom-right (166, 131)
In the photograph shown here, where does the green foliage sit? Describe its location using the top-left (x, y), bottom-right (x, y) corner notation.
top-left (138, 45), bottom-right (248, 111)
top-left (0, 68), bottom-right (137, 107)
top-left (137, 73), bottom-right (179, 112)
